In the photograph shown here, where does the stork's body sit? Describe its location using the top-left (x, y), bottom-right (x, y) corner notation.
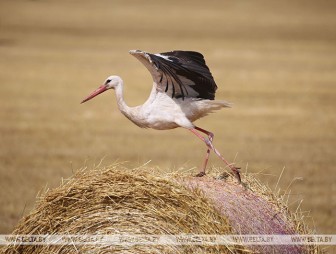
top-left (82, 50), bottom-right (241, 182)
top-left (116, 83), bottom-right (230, 130)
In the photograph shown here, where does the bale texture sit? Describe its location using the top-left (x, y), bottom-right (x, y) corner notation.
top-left (3, 164), bottom-right (245, 254)
top-left (3, 164), bottom-right (320, 254)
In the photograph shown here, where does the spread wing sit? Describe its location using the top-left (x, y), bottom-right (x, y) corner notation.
top-left (129, 50), bottom-right (217, 100)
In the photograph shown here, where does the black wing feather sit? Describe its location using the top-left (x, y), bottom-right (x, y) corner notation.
top-left (149, 51), bottom-right (217, 100)
top-left (130, 50), bottom-right (218, 100)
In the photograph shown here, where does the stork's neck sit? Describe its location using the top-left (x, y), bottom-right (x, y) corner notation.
top-left (114, 80), bottom-right (133, 117)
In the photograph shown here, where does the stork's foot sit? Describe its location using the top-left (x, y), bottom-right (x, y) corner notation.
top-left (230, 166), bottom-right (242, 183)
top-left (195, 171), bottom-right (206, 177)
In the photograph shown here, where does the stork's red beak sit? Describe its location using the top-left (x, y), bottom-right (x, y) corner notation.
top-left (81, 85), bottom-right (108, 104)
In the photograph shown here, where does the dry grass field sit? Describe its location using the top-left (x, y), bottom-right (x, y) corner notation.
top-left (0, 0), bottom-right (335, 240)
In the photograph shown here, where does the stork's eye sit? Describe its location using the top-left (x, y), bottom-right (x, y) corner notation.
top-left (105, 79), bottom-right (111, 84)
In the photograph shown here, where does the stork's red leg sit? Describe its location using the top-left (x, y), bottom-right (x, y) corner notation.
top-left (195, 127), bottom-right (213, 175)
top-left (189, 127), bottom-right (241, 183)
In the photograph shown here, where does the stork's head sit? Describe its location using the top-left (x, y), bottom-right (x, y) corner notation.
top-left (81, 75), bottom-right (122, 103)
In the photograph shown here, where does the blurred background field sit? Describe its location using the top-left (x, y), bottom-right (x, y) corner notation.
top-left (0, 0), bottom-right (335, 236)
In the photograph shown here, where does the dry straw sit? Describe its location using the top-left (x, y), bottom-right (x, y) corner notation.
top-left (3, 163), bottom-right (320, 254)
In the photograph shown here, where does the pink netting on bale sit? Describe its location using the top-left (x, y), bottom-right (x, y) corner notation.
top-left (180, 174), bottom-right (317, 254)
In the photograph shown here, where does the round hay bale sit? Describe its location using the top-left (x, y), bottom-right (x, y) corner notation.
top-left (3, 164), bottom-right (320, 254)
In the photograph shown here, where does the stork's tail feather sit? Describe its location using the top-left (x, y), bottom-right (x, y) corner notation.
top-left (210, 100), bottom-right (232, 109)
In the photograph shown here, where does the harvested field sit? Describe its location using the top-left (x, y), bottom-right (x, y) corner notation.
top-left (0, 2), bottom-right (335, 252)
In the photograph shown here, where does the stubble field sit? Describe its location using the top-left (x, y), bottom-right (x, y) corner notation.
top-left (0, 0), bottom-right (335, 239)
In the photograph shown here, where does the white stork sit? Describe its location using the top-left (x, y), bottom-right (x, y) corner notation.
top-left (81, 50), bottom-right (241, 182)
